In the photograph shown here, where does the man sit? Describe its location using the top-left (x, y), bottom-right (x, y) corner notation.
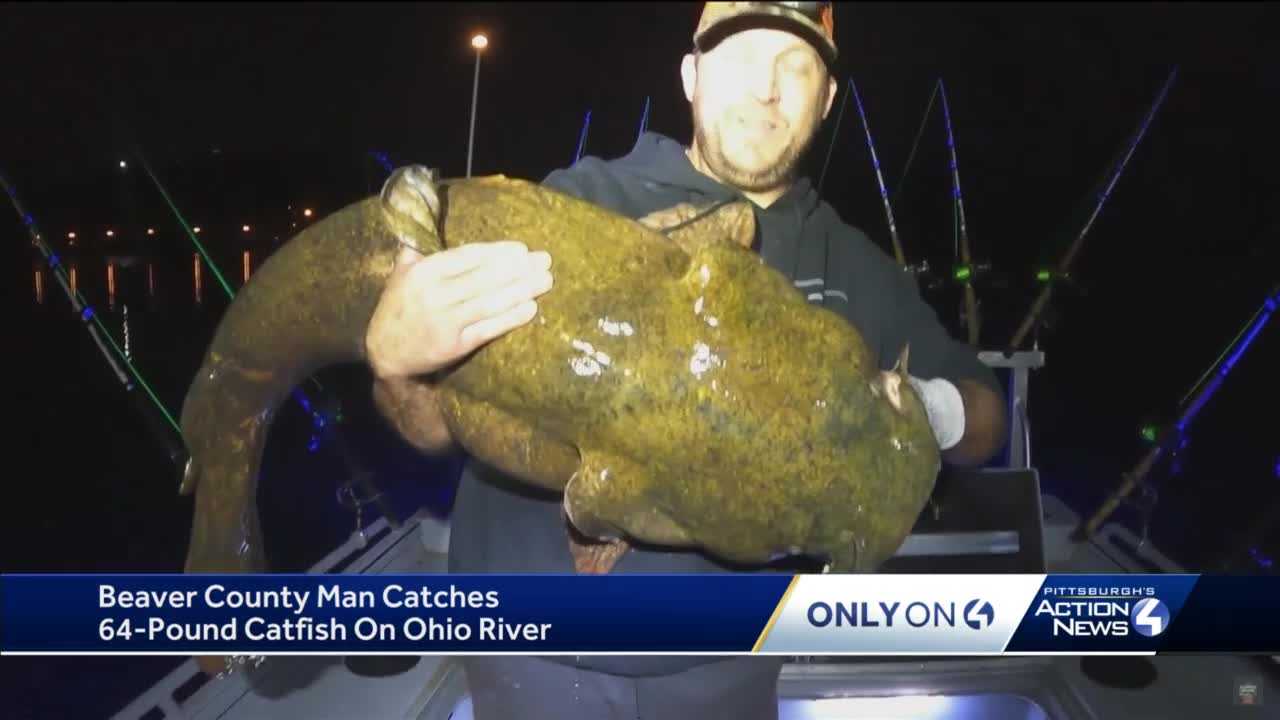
top-left (366, 2), bottom-right (1008, 717)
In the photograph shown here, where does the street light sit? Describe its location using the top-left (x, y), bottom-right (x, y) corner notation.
top-left (467, 33), bottom-right (488, 177)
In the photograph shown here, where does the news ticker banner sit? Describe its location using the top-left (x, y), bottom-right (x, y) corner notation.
top-left (3, 573), bottom-right (1279, 655)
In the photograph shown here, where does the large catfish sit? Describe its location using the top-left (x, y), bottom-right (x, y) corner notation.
top-left (178, 165), bottom-right (939, 583)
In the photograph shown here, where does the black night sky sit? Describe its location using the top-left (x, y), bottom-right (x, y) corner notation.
top-left (2, 3), bottom-right (1279, 716)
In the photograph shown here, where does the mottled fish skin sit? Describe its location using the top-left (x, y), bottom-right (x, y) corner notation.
top-left (178, 165), bottom-right (940, 584)
top-left (178, 169), bottom-right (423, 575)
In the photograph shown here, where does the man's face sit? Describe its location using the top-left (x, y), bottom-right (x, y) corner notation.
top-left (682, 27), bottom-right (837, 193)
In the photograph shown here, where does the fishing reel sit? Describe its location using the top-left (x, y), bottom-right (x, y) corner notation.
top-left (1120, 475), bottom-right (1161, 551)
top-left (336, 470), bottom-right (384, 550)
top-left (1007, 268), bottom-right (1092, 350)
top-left (903, 259), bottom-right (943, 290)
top-left (1033, 268), bottom-right (1088, 297)
top-left (307, 385), bottom-right (401, 543)
top-left (950, 261), bottom-right (994, 286)
top-left (1136, 417), bottom-right (1191, 472)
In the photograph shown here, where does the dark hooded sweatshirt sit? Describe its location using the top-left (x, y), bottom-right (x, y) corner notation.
top-left (447, 132), bottom-right (1003, 677)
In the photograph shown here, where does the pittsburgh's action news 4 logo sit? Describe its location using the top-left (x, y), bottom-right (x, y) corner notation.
top-left (1034, 586), bottom-right (1170, 638)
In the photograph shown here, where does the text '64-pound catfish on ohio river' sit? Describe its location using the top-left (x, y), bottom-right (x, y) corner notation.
top-left (177, 164), bottom-right (940, 581)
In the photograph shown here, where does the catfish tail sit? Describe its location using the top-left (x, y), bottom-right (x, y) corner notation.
top-left (178, 166), bottom-right (442, 574)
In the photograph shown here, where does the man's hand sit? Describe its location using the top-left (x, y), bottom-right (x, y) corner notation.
top-left (366, 241), bottom-right (554, 380)
top-left (943, 379), bottom-right (1007, 466)
top-left (365, 201), bottom-right (715, 381)
top-left (909, 375), bottom-right (1008, 467)
top-left (911, 376), bottom-right (1008, 466)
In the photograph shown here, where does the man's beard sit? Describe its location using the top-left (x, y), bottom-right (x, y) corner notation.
top-left (693, 107), bottom-right (817, 193)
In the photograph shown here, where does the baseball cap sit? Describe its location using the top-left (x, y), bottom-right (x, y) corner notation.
top-left (693, 2), bottom-right (837, 67)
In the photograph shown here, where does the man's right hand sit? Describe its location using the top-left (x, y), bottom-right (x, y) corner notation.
top-left (366, 241), bottom-right (554, 380)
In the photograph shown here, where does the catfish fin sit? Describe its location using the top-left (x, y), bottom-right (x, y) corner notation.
top-left (893, 343), bottom-right (911, 381)
top-left (562, 453), bottom-right (618, 540)
top-left (636, 202), bottom-right (704, 233)
top-left (661, 199), bottom-right (757, 253)
top-left (380, 164), bottom-right (444, 255)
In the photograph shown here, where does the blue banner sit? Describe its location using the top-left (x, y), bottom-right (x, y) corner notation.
top-left (4, 573), bottom-right (1280, 655)
top-left (1, 574), bottom-right (791, 654)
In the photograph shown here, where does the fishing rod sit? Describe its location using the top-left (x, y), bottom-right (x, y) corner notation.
top-left (847, 77), bottom-right (906, 266)
top-left (819, 79), bottom-right (933, 282)
top-left (939, 79), bottom-right (982, 346)
top-left (3, 169), bottom-right (188, 468)
top-left (131, 147), bottom-right (400, 531)
top-left (636, 96), bottom-right (650, 144)
top-left (1008, 66), bottom-right (1178, 352)
top-left (132, 149), bottom-right (329, 391)
top-left (1074, 282), bottom-right (1280, 543)
top-left (574, 109), bottom-right (592, 164)
top-left (892, 78), bottom-right (940, 203)
top-left (816, 77), bottom-right (850, 197)
top-left (133, 151), bottom-right (237, 299)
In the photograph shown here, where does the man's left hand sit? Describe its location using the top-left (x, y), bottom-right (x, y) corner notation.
top-left (909, 376), bottom-right (1008, 466)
